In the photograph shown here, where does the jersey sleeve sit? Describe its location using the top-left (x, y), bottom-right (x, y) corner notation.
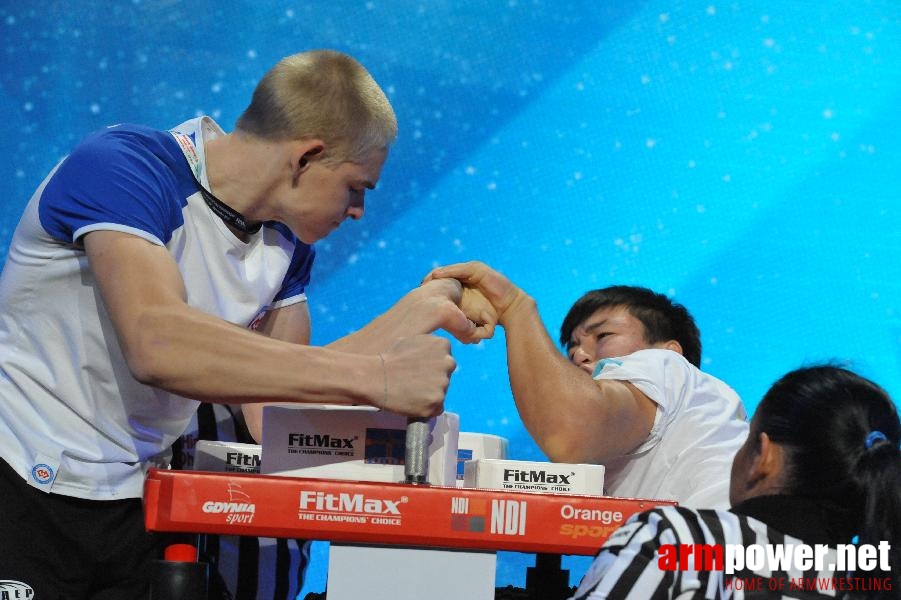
top-left (270, 238), bottom-right (316, 308)
top-left (592, 349), bottom-right (694, 454)
top-left (38, 126), bottom-right (184, 247)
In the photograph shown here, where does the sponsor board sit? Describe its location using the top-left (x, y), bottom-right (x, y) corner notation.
top-left (145, 469), bottom-right (672, 555)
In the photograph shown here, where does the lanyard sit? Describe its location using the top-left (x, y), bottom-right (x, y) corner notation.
top-left (171, 130), bottom-right (262, 235)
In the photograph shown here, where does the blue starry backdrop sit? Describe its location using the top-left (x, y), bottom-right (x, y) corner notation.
top-left (2, 0), bottom-right (900, 593)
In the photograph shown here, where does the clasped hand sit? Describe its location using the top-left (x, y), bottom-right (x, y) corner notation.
top-left (421, 260), bottom-right (527, 342)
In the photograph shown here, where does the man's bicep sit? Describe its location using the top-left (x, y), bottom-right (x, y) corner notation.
top-left (255, 301), bottom-right (311, 344)
top-left (83, 229), bottom-right (187, 358)
top-left (590, 379), bottom-right (658, 457)
top-left (538, 376), bottom-right (658, 464)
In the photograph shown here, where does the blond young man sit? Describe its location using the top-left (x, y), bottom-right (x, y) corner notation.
top-left (0, 50), bottom-right (484, 598)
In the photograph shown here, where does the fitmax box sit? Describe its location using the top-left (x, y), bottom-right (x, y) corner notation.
top-left (261, 405), bottom-right (459, 486)
top-left (194, 440), bottom-right (262, 474)
top-left (456, 432), bottom-right (509, 487)
top-left (463, 458), bottom-right (605, 496)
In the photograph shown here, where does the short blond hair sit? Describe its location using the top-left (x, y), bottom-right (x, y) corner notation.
top-left (236, 50), bottom-right (397, 164)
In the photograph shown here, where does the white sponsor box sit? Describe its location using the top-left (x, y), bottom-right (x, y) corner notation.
top-left (456, 433), bottom-right (508, 487)
top-left (463, 458), bottom-right (605, 496)
top-left (261, 405), bottom-right (459, 486)
top-left (194, 440), bottom-right (262, 474)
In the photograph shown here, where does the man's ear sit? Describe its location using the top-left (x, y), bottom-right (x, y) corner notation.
top-left (292, 140), bottom-right (326, 172)
top-left (746, 432), bottom-right (786, 494)
top-left (662, 339), bottom-right (683, 355)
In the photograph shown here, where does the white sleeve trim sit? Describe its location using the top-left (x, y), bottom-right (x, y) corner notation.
top-left (73, 223), bottom-right (165, 247)
top-left (269, 293), bottom-right (308, 310)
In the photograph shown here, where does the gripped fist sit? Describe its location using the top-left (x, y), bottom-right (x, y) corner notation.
top-left (424, 261), bottom-right (525, 325)
top-left (457, 284), bottom-right (497, 342)
top-left (414, 279), bottom-right (497, 343)
top-left (376, 334), bottom-right (455, 417)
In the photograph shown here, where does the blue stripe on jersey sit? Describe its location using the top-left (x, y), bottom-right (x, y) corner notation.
top-left (35, 122), bottom-right (315, 299)
top-left (270, 221), bottom-right (315, 303)
top-left (38, 124), bottom-right (193, 246)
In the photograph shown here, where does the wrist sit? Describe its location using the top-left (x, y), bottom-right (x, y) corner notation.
top-left (498, 291), bottom-right (536, 327)
top-left (360, 352), bottom-right (389, 410)
top-left (375, 352), bottom-right (389, 410)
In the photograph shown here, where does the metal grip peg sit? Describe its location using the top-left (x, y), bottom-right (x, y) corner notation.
top-left (404, 417), bottom-right (431, 484)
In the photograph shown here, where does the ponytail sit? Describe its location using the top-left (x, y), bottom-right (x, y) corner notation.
top-left (754, 365), bottom-right (901, 599)
top-left (856, 435), bottom-right (901, 597)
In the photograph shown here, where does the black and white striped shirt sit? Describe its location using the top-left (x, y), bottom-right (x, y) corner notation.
top-left (176, 403), bottom-right (311, 600)
top-left (569, 496), bottom-right (880, 600)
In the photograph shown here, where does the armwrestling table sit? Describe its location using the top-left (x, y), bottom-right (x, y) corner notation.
top-left (144, 468), bottom-right (675, 599)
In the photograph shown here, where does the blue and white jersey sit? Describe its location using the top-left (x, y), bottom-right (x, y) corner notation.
top-left (0, 117), bottom-right (315, 500)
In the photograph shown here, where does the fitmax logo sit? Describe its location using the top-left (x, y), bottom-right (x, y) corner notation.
top-left (288, 433), bottom-right (356, 449)
top-left (226, 452), bottom-right (260, 467)
top-left (299, 491), bottom-right (404, 515)
top-left (503, 469), bottom-right (573, 484)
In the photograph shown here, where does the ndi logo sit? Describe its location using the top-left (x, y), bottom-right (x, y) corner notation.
top-left (0, 580), bottom-right (35, 598)
top-left (490, 499), bottom-right (527, 536)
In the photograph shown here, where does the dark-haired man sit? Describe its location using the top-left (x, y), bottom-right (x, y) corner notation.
top-left (428, 262), bottom-right (748, 507)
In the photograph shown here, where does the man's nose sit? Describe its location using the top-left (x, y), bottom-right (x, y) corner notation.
top-left (570, 345), bottom-right (592, 365)
top-left (346, 204), bottom-right (364, 220)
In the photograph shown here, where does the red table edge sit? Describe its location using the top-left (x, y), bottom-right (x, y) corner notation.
top-left (144, 468), bottom-right (676, 556)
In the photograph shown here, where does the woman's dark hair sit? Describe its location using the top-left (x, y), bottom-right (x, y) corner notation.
top-left (755, 365), bottom-right (901, 597)
top-left (559, 286), bottom-right (702, 367)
